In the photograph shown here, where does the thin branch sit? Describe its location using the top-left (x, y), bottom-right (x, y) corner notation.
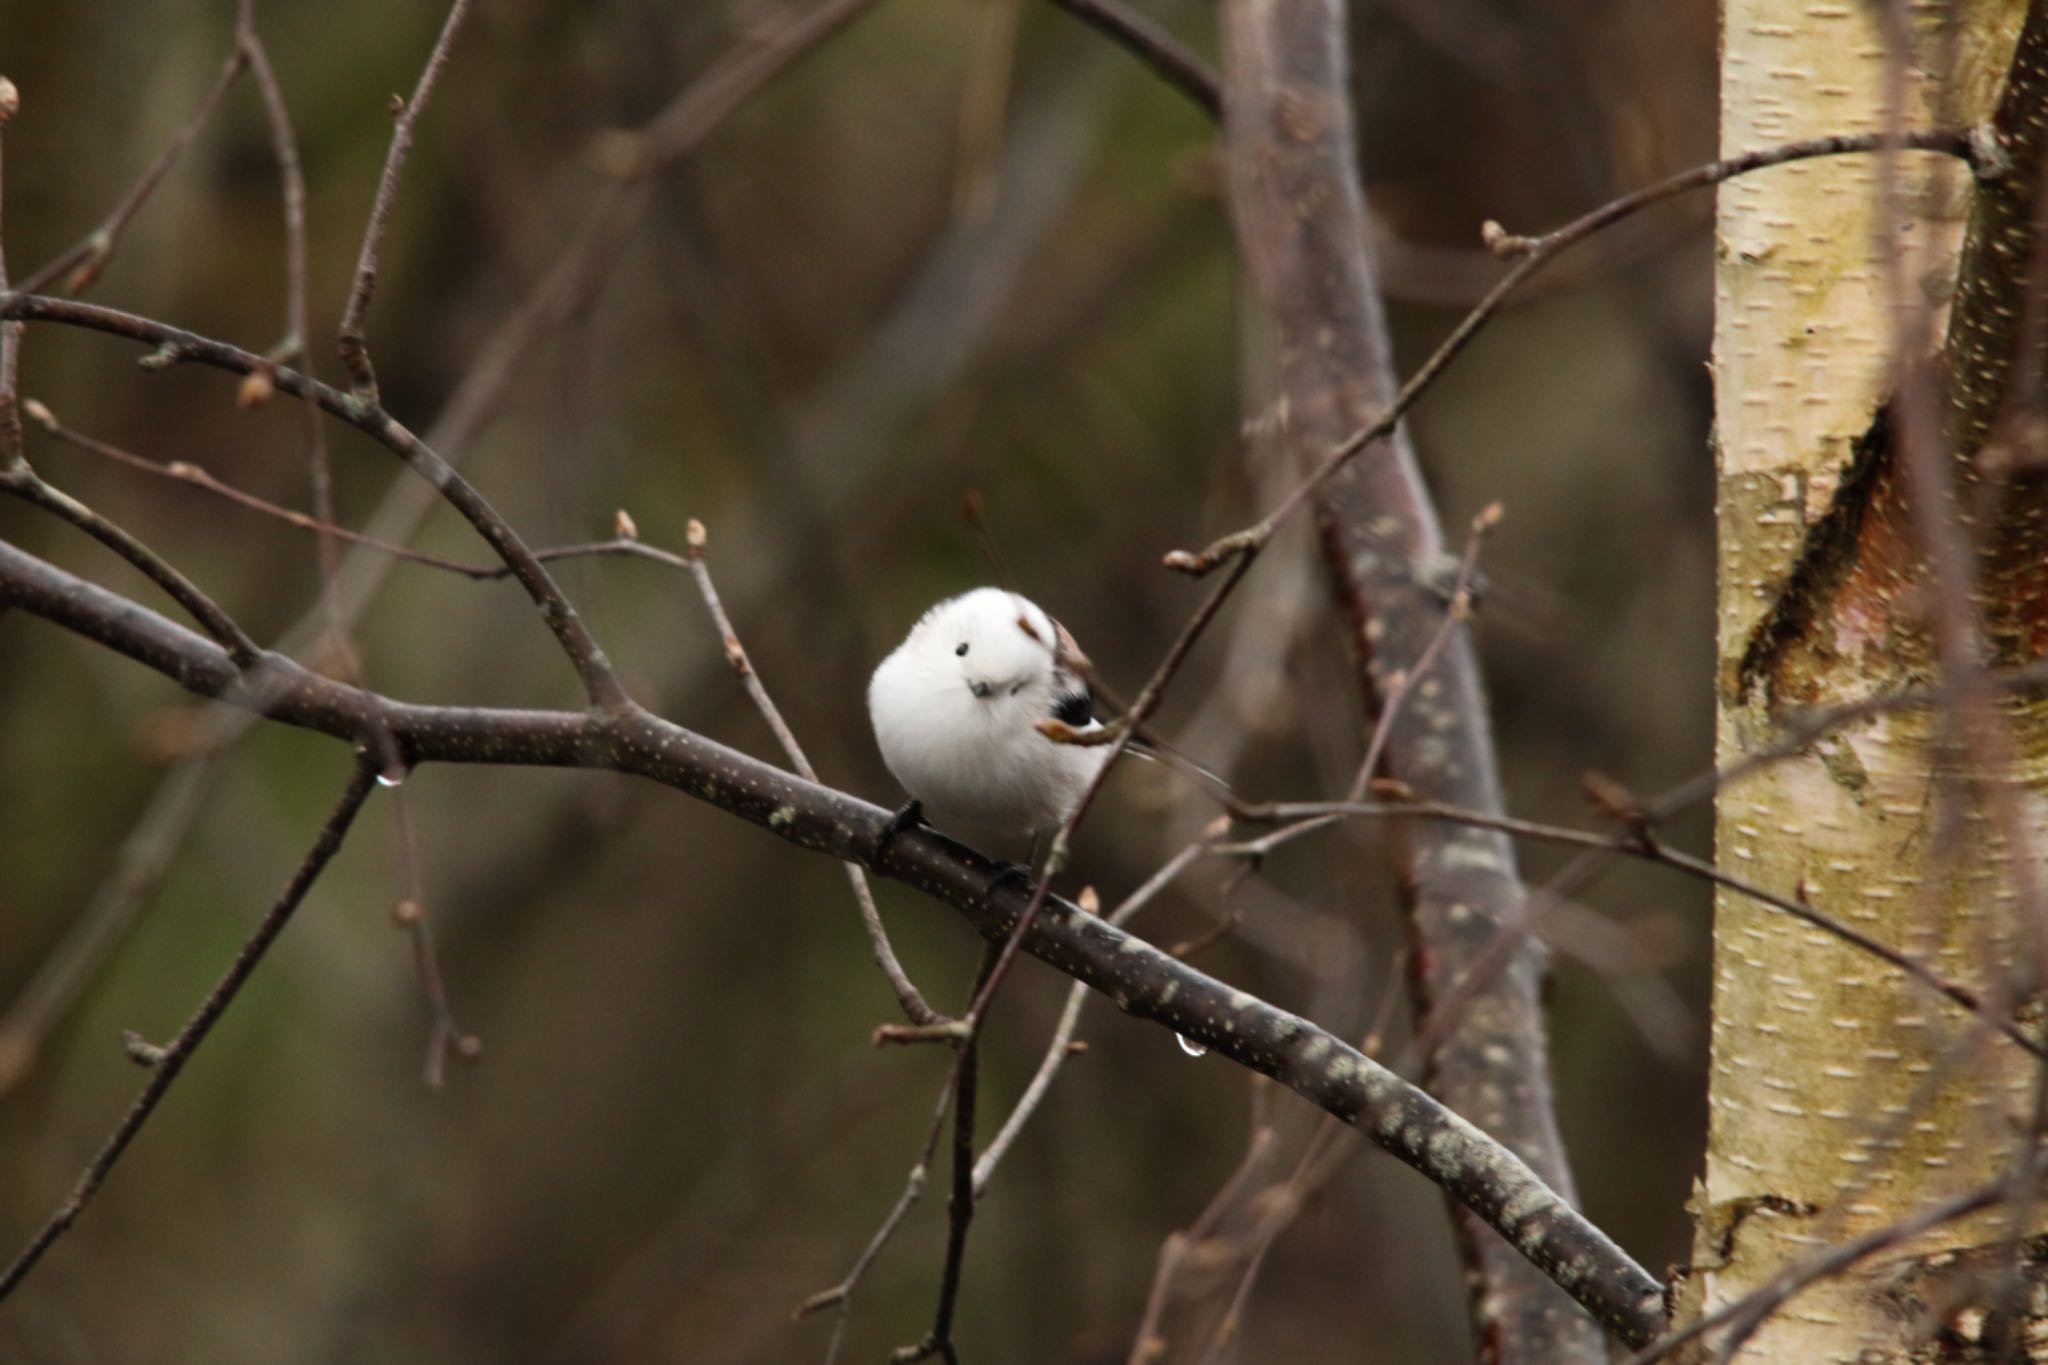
top-left (1227, 796), bottom-right (2043, 1058)
top-left (971, 852), bottom-right (1205, 1193)
top-left (335, 0), bottom-right (476, 403)
top-left (0, 758), bottom-right (379, 1303)
top-left (0, 540), bottom-right (1670, 1344)
top-left (0, 293), bottom-right (632, 710)
top-left (14, 51), bottom-right (248, 298)
top-left (0, 76), bottom-right (21, 474)
top-left (679, 518), bottom-right (942, 1025)
top-left (0, 463), bottom-right (262, 666)
top-left (794, 1078), bottom-right (956, 1364)
top-left (1168, 126), bottom-right (1979, 578)
top-left (1126, 1101), bottom-right (1281, 1364)
top-left (235, 0), bottom-right (348, 656)
top-left (1042, 0), bottom-right (1221, 119)
top-left (386, 781), bottom-right (477, 1089)
top-left (893, 950), bottom-right (997, 1365)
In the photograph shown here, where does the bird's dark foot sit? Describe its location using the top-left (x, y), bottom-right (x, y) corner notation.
top-left (876, 799), bottom-right (926, 858)
top-left (984, 860), bottom-right (1037, 900)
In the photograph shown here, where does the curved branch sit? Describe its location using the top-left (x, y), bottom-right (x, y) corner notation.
top-left (0, 537), bottom-right (1668, 1345)
top-left (0, 291), bottom-right (629, 710)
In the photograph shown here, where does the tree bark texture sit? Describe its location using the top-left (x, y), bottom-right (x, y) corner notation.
top-left (1219, 3), bottom-right (1605, 1359)
top-left (1697, 0), bottom-right (2048, 1357)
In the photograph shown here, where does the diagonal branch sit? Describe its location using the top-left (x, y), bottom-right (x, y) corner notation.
top-left (335, 0), bottom-right (475, 403)
top-left (0, 539), bottom-right (1668, 1344)
top-left (0, 757), bottom-right (379, 1301)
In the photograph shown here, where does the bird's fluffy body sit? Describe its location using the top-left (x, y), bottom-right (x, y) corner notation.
top-left (868, 588), bottom-right (1108, 841)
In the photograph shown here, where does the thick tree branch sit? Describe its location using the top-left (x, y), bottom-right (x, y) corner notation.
top-left (1220, 1), bottom-right (1600, 1359)
top-left (0, 539), bottom-right (1667, 1344)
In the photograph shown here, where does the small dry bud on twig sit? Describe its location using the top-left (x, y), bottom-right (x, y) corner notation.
top-left (685, 517), bottom-right (708, 558)
top-left (614, 507), bottom-right (639, 541)
top-left (1161, 548), bottom-right (1203, 574)
top-left (391, 897), bottom-right (424, 926)
top-left (1480, 219), bottom-right (1536, 258)
top-left (1076, 885), bottom-right (1100, 915)
top-left (1367, 777), bottom-right (1415, 801)
top-left (0, 77), bottom-right (20, 125)
top-left (387, 92), bottom-right (406, 116)
top-left (20, 398), bottom-right (54, 432)
top-left (237, 366), bottom-right (275, 409)
top-left (1203, 813), bottom-right (1233, 840)
top-left (1581, 770), bottom-right (1642, 824)
top-left (1474, 500), bottom-right (1505, 531)
top-left (456, 1034), bottom-right (484, 1061)
top-left (121, 1030), bottom-right (166, 1068)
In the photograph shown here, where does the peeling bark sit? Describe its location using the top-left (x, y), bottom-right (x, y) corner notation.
top-left (1696, 1), bottom-right (2048, 1359)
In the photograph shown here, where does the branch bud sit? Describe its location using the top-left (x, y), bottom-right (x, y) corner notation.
top-left (0, 77), bottom-right (19, 125)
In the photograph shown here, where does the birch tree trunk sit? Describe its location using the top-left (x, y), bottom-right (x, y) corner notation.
top-left (1693, 0), bottom-right (2048, 1357)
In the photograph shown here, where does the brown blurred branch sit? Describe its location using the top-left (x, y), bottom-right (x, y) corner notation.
top-left (235, 0), bottom-right (347, 650)
top-left (0, 757), bottom-right (380, 1302)
top-left (13, 51), bottom-right (247, 297)
top-left (680, 518), bottom-right (943, 1026)
top-left (1170, 126), bottom-right (1979, 579)
top-left (0, 539), bottom-right (1668, 1344)
top-left (1220, 0), bottom-right (1597, 1356)
top-left (335, 0), bottom-right (475, 403)
top-left (1043, 0), bottom-right (1221, 118)
top-left (0, 292), bottom-right (629, 709)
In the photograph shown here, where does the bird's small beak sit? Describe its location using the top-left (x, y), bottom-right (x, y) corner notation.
top-left (969, 681), bottom-right (994, 699)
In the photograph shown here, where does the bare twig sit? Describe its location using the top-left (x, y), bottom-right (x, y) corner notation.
top-left (0, 758), bottom-right (380, 1303)
top-left (0, 294), bottom-right (632, 710)
top-left (891, 952), bottom-right (995, 1365)
top-left (0, 75), bottom-right (21, 474)
top-left (1169, 127), bottom-right (1978, 578)
top-left (794, 1077), bottom-right (956, 1363)
top-left (971, 856), bottom-right (1203, 1193)
top-left (1226, 795), bottom-right (2042, 1058)
top-left (0, 461), bottom-right (261, 666)
top-left (235, 0), bottom-right (348, 657)
top-left (14, 52), bottom-right (247, 297)
top-left (336, 0), bottom-right (476, 403)
top-left (1043, 0), bottom-right (1221, 119)
top-left (386, 781), bottom-right (477, 1089)
top-left (680, 517), bottom-right (942, 1025)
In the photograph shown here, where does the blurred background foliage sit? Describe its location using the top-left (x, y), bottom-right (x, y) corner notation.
top-left (1, 0), bottom-right (1714, 1360)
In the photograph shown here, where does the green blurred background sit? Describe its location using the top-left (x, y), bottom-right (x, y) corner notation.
top-left (0, 0), bottom-right (1715, 1360)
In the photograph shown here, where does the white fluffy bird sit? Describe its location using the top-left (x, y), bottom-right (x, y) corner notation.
top-left (868, 587), bottom-right (1109, 844)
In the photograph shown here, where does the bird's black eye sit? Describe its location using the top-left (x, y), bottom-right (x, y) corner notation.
top-left (955, 642), bottom-right (969, 657)
top-left (1052, 687), bottom-right (1093, 727)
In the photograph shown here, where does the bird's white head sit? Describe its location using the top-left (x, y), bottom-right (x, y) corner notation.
top-left (898, 587), bottom-right (1072, 720)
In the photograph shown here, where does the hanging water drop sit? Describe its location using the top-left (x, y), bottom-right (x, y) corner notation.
top-left (1175, 1034), bottom-right (1207, 1058)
